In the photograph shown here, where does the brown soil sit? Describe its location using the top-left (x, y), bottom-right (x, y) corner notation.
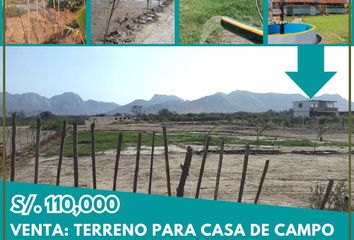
top-left (12, 146), bottom-right (349, 208)
top-left (10, 122), bottom-right (352, 209)
top-left (6, 8), bottom-right (84, 44)
top-left (218, 29), bottom-right (254, 44)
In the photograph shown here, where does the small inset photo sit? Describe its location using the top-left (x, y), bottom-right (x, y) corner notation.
top-left (5, 0), bottom-right (86, 44)
top-left (91, 0), bottom-right (175, 44)
top-left (268, 0), bottom-right (349, 44)
top-left (180, 0), bottom-right (264, 44)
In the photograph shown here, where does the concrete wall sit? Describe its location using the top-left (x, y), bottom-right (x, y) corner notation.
top-left (273, 4), bottom-right (345, 16)
top-left (293, 101), bottom-right (311, 118)
top-left (86, 116), bottom-right (132, 126)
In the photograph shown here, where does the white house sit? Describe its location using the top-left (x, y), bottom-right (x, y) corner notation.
top-left (292, 100), bottom-right (338, 118)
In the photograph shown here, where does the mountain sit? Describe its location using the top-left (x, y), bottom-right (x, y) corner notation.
top-left (3, 91), bottom-right (350, 116)
top-left (2, 92), bottom-right (119, 116)
top-left (109, 91), bottom-right (350, 114)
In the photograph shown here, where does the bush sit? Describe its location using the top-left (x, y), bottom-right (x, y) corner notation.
top-left (308, 181), bottom-right (349, 211)
top-left (6, 6), bottom-right (25, 17)
top-left (47, 0), bottom-right (83, 12)
top-left (47, 0), bottom-right (67, 11)
top-left (66, 0), bottom-right (84, 12)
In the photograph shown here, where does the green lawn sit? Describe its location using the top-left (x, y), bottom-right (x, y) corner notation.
top-left (180, 0), bottom-right (263, 44)
top-left (302, 15), bottom-right (349, 44)
top-left (46, 130), bottom-right (347, 157)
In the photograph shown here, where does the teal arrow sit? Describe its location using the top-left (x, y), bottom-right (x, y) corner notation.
top-left (286, 45), bottom-right (336, 99)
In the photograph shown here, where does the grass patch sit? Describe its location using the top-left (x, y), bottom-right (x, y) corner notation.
top-left (56, 131), bottom-right (346, 157)
top-left (180, 0), bottom-right (262, 44)
top-left (302, 15), bottom-right (349, 44)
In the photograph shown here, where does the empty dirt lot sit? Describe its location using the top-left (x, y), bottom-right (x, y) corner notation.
top-left (10, 122), bottom-right (352, 209)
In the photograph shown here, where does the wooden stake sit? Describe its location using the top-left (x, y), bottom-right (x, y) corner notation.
top-left (176, 146), bottom-right (193, 197)
top-left (90, 122), bottom-right (97, 189)
top-left (113, 133), bottom-right (123, 191)
top-left (214, 139), bottom-right (224, 200)
top-left (42, 0), bottom-right (46, 25)
top-left (148, 131), bottom-right (155, 194)
top-left (73, 122), bottom-right (79, 187)
top-left (343, 196), bottom-right (349, 212)
top-left (34, 118), bottom-right (41, 184)
top-left (320, 179), bottom-right (334, 210)
top-left (162, 126), bottom-right (171, 196)
top-left (195, 135), bottom-right (211, 198)
top-left (133, 133), bottom-right (142, 193)
top-left (36, 0), bottom-right (39, 25)
top-left (27, 0), bottom-right (31, 43)
top-left (254, 160), bottom-right (270, 204)
top-left (238, 144), bottom-right (250, 202)
top-left (56, 120), bottom-right (66, 186)
top-left (10, 112), bottom-right (16, 182)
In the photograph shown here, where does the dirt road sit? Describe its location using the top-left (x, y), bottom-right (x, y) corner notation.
top-left (92, 0), bottom-right (174, 44)
top-left (135, 3), bottom-right (174, 43)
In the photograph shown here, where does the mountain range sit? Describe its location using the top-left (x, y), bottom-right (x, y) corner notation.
top-left (1, 91), bottom-right (350, 116)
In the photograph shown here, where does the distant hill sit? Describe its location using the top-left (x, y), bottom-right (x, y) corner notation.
top-left (2, 91), bottom-right (350, 116)
top-left (108, 91), bottom-right (350, 115)
top-left (2, 92), bottom-right (119, 116)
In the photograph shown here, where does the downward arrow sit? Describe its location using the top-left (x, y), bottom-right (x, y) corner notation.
top-left (286, 45), bottom-right (336, 99)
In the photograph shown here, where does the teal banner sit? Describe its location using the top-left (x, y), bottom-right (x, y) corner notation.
top-left (1, 181), bottom-right (351, 239)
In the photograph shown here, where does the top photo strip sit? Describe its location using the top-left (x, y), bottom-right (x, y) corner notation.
top-left (2, 0), bottom-right (351, 45)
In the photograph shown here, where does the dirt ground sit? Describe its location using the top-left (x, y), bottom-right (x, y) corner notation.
top-left (217, 29), bottom-right (254, 44)
top-left (91, 0), bottom-right (174, 44)
top-left (9, 122), bottom-right (353, 209)
top-left (12, 144), bottom-right (350, 208)
top-left (6, 8), bottom-right (83, 44)
top-left (134, 2), bottom-right (174, 44)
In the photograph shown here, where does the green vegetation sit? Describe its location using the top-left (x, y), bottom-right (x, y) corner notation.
top-left (180, 0), bottom-right (263, 43)
top-left (308, 181), bottom-right (349, 211)
top-left (46, 0), bottom-right (84, 12)
top-left (6, 6), bottom-right (25, 17)
top-left (303, 15), bottom-right (349, 44)
top-left (56, 130), bottom-right (346, 157)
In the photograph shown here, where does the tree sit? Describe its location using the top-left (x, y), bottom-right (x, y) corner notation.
top-left (131, 105), bottom-right (143, 117)
top-left (39, 111), bottom-right (56, 121)
top-left (104, 0), bottom-right (121, 43)
top-left (158, 108), bottom-right (173, 121)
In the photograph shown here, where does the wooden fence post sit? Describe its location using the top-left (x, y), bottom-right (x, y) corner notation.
top-left (148, 131), bottom-right (155, 194)
top-left (133, 133), bottom-right (142, 193)
top-left (26, 130), bottom-right (29, 148)
top-left (214, 139), bottom-right (224, 200)
top-left (10, 112), bottom-right (16, 182)
top-left (254, 160), bottom-right (270, 204)
top-left (56, 120), bottom-right (66, 186)
top-left (91, 122), bottom-right (97, 189)
top-left (34, 118), bottom-right (41, 184)
top-left (162, 126), bottom-right (172, 196)
top-left (343, 196), bottom-right (349, 212)
top-left (238, 144), bottom-right (250, 202)
top-left (113, 133), bottom-right (123, 191)
top-left (176, 146), bottom-right (193, 197)
top-left (195, 135), bottom-right (211, 198)
top-left (73, 122), bottom-right (79, 187)
top-left (320, 179), bottom-right (334, 210)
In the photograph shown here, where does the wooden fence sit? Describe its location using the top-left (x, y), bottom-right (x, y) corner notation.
top-left (8, 116), bottom-right (339, 209)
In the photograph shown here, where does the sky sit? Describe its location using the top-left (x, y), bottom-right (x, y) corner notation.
top-left (4, 46), bottom-right (349, 105)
